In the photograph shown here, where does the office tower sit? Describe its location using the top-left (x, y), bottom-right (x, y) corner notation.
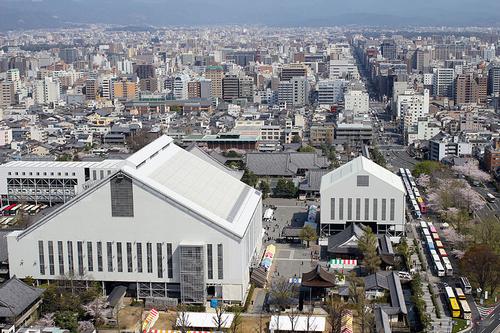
top-left (204, 66), bottom-right (224, 99)
top-left (454, 74), bottom-right (487, 105)
top-left (413, 49), bottom-right (431, 73)
top-left (199, 79), bottom-right (212, 99)
top-left (226, 50), bottom-right (256, 67)
top-left (381, 40), bottom-right (397, 60)
top-left (489, 66), bottom-right (500, 96)
top-left (173, 74), bottom-right (189, 100)
top-left (113, 79), bottom-right (137, 101)
top-left (278, 81), bottom-right (293, 106)
top-left (117, 59), bottom-right (134, 75)
top-left (135, 64), bottom-right (155, 79)
top-left (222, 74), bottom-right (240, 101)
top-left (281, 64), bottom-right (307, 81)
top-left (85, 79), bottom-right (98, 100)
top-left (59, 48), bottom-right (79, 64)
top-left (397, 89), bottom-right (430, 130)
top-left (0, 81), bottom-right (15, 107)
top-left (290, 77), bottom-right (309, 106)
top-left (188, 80), bottom-right (201, 99)
top-left (6, 69), bottom-right (21, 92)
top-left (102, 76), bottom-right (116, 99)
top-left (433, 68), bottom-right (455, 98)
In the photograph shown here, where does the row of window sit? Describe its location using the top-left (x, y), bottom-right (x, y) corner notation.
top-left (330, 197), bottom-right (396, 221)
top-left (38, 240), bottom-right (174, 279)
top-left (8, 171), bottom-right (77, 176)
top-left (38, 240), bottom-right (225, 280)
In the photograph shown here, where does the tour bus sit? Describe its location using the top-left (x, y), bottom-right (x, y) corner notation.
top-left (420, 221), bottom-right (427, 229)
top-left (29, 204), bottom-right (41, 215)
top-left (459, 299), bottom-right (472, 320)
top-left (460, 277), bottom-right (472, 294)
top-left (10, 204), bottom-right (21, 214)
top-left (445, 287), bottom-right (461, 318)
top-left (486, 193), bottom-right (496, 202)
top-left (432, 232), bottom-right (440, 241)
top-left (2, 204), bottom-right (17, 216)
top-left (428, 224), bottom-right (437, 233)
top-left (433, 260), bottom-right (444, 277)
top-left (438, 248), bottom-right (448, 257)
top-left (455, 288), bottom-right (466, 300)
top-left (422, 227), bottom-right (430, 237)
top-left (442, 257), bottom-right (453, 276)
top-left (435, 240), bottom-right (444, 249)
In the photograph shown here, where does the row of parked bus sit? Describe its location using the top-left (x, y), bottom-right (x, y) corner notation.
top-left (420, 220), bottom-right (453, 277)
top-left (399, 168), bottom-right (427, 219)
top-left (445, 285), bottom-right (472, 320)
top-left (0, 203), bottom-right (47, 216)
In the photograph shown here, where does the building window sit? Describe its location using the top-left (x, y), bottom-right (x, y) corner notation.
top-left (67, 241), bottom-right (74, 274)
top-left (207, 244), bottom-right (213, 280)
top-left (117, 242), bottom-right (123, 272)
top-left (110, 175), bottom-right (134, 217)
top-left (217, 244), bottom-right (223, 280)
top-left (357, 175), bottom-right (369, 186)
top-left (87, 242), bottom-right (93, 272)
top-left (347, 198), bottom-right (352, 220)
top-left (107, 242), bottom-right (113, 272)
top-left (147, 243), bottom-right (153, 273)
top-left (355, 198), bottom-right (361, 220)
top-left (127, 242), bottom-right (133, 273)
top-left (77, 241), bottom-right (84, 276)
top-left (381, 199), bottom-right (387, 221)
top-left (157, 243), bottom-right (163, 278)
top-left (167, 243), bottom-right (173, 279)
top-left (97, 242), bottom-right (103, 272)
top-left (373, 199), bottom-right (378, 220)
top-left (58, 241), bottom-right (64, 275)
top-left (38, 240), bottom-right (45, 275)
top-left (330, 198), bottom-right (335, 220)
top-left (48, 241), bottom-right (55, 275)
top-left (137, 243), bottom-right (143, 273)
top-left (390, 198), bottom-right (395, 221)
top-left (364, 198), bottom-right (369, 220)
top-left (92, 170), bottom-right (97, 180)
top-left (339, 198), bottom-right (344, 220)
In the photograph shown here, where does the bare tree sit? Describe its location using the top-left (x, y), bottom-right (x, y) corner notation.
top-left (287, 306), bottom-right (300, 333)
top-left (171, 304), bottom-right (191, 333)
top-left (213, 304), bottom-right (229, 331)
top-left (230, 307), bottom-right (242, 333)
top-left (304, 308), bottom-right (318, 333)
top-left (253, 312), bottom-right (266, 333)
top-left (324, 296), bottom-right (347, 333)
top-left (269, 278), bottom-right (295, 311)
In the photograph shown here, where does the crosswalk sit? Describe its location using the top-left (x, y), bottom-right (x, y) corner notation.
top-left (476, 303), bottom-right (496, 318)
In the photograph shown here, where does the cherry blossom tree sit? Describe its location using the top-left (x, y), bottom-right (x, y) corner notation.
top-left (37, 313), bottom-right (55, 327)
top-left (416, 174), bottom-right (431, 190)
top-left (82, 297), bottom-right (108, 326)
top-left (452, 159), bottom-right (492, 182)
top-left (78, 321), bottom-right (95, 333)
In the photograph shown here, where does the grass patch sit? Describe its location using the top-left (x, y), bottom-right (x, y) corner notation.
top-left (452, 318), bottom-right (468, 333)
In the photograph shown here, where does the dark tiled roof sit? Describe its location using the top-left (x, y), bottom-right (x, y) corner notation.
top-left (0, 277), bottom-right (43, 318)
top-left (107, 286), bottom-right (127, 307)
top-left (301, 265), bottom-right (336, 288)
top-left (299, 169), bottom-right (330, 192)
top-left (327, 223), bottom-right (364, 254)
top-left (364, 271), bottom-right (407, 315)
top-left (246, 152), bottom-right (329, 176)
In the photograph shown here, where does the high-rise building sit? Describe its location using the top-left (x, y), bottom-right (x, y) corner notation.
top-left (188, 80), bottom-right (201, 99)
top-left (0, 81), bottom-right (15, 107)
top-left (278, 81), bottom-right (293, 106)
top-left (173, 74), bottom-right (189, 100)
top-left (317, 79), bottom-right (347, 105)
top-left (139, 78), bottom-right (159, 93)
top-left (33, 77), bottom-right (60, 104)
top-left (290, 76), bottom-right (309, 106)
top-left (222, 74), bottom-right (240, 101)
top-left (85, 79), bottom-right (98, 100)
top-left (114, 80), bottom-right (137, 101)
top-left (238, 76), bottom-right (254, 101)
top-left (281, 64), bottom-right (307, 81)
top-left (204, 66), bottom-right (224, 99)
top-left (344, 89), bottom-right (369, 115)
top-left (102, 76), bottom-right (116, 99)
top-left (397, 89), bottom-right (430, 131)
top-left (381, 40), bottom-right (397, 60)
top-left (59, 48), bottom-right (79, 64)
top-left (489, 66), bottom-right (500, 96)
top-left (135, 64), bottom-right (155, 80)
top-left (455, 74), bottom-right (487, 105)
top-left (433, 68), bottom-right (455, 98)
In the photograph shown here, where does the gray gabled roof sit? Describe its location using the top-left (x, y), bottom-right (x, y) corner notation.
top-left (186, 144), bottom-right (243, 180)
top-left (374, 307), bottom-right (392, 333)
top-left (246, 152), bottom-right (329, 176)
top-left (299, 169), bottom-right (330, 192)
top-left (364, 271), bottom-right (407, 315)
top-left (0, 277), bottom-right (43, 318)
top-left (327, 223), bottom-right (364, 254)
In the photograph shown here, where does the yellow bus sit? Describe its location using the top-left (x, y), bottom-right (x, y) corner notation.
top-left (449, 298), bottom-right (461, 318)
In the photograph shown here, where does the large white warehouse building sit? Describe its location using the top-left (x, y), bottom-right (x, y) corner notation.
top-left (7, 135), bottom-right (263, 303)
top-left (320, 156), bottom-right (405, 239)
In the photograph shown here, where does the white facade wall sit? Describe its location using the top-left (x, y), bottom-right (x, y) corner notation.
top-left (344, 90), bottom-right (369, 115)
top-left (0, 127), bottom-right (13, 146)
top-left (397, 89), bottom-right (430, 129)
top-left (7, 177), bottom-right (262, 302)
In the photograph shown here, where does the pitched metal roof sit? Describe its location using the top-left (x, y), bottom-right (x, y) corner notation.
top-left (0, 277), bottom-right (43, 318)
top-left (186, 144), bottom-right (244, 180)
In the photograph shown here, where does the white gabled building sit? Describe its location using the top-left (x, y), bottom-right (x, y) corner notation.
top-left (320, 156), bottom-right (405, 240)
top-left (7, 135), bottom-right (263, 304)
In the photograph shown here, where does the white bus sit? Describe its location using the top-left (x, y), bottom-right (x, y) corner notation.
top-left (459, 299), bottom-right (472, 320)
top-left (422, 228), bottom-right (430, 237)
top-left (486, 193), bottom-right (496, 202)
top-left (435, 260), bottom-right (445, 277)
top-left (455, 288), bottom-right (466, 300)
top-left (460, 277), bottom-right (472, 294)
top-left (442, 257), bottom-right (453, 276)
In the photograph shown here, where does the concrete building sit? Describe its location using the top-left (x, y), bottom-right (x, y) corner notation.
top-left (396, 89), bottom-right (430, 132)
top-left (406, 117), bottom-right (441, 145)
top-left (173, 74), bottom-right (190, 100)
top-left (280, 64), bottom-right (307, 81)
top-left (320, 156), bottom-right (406, 238)
top-left (329, 60), bottom-right (358, 80)
top-left (488, 66), bottom-right (500, 96)
top-left (6, 136), bottom-right (262, 303)
top-left (455, 74), bottom-right (487, 105)
top-left (204, 66), bottom-right (224, 99)
top-left (0, 82), bottom-right (15, 107)
top-left (380, 40), bottom-right (397, 60)
top-left (33, 77), bottom-right (60, 105)
top-left (428, 133), bottom-right (473, 161)
top-left (0, 127), bottom-right (13, 147)
top-left (484, 140), bottom-right (500, 173)
top-left (334, 123), bottom-right (373, 145)
top-left (317, 80), bottom-right (347, 105)
top-left (310, 124), bottom-right (335, 147)
top-left (433, 68), bottom-right (455, 98)
top-left (344, 90), bottom-right (369, 115)
top-left (0, 160), bottom-right (124, 204)
top-left (114, 80), bottom-right (137, 101)
top-left (222, 74), bottom-right (240, 102)
top-left (85, 79), bottom-right (98, 100)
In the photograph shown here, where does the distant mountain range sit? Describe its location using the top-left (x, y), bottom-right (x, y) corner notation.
top-left (0, 0), bottom-right (499, 31)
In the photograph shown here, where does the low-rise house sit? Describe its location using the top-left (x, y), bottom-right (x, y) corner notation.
top-left (0, 277), bottom-right (43, 328)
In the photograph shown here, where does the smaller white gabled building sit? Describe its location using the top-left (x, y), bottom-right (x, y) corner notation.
top-left (320, 156), bottom-right (405, 239)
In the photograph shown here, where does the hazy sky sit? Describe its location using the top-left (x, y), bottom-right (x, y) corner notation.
top-left (0, 0), bottom-right (499, 29)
